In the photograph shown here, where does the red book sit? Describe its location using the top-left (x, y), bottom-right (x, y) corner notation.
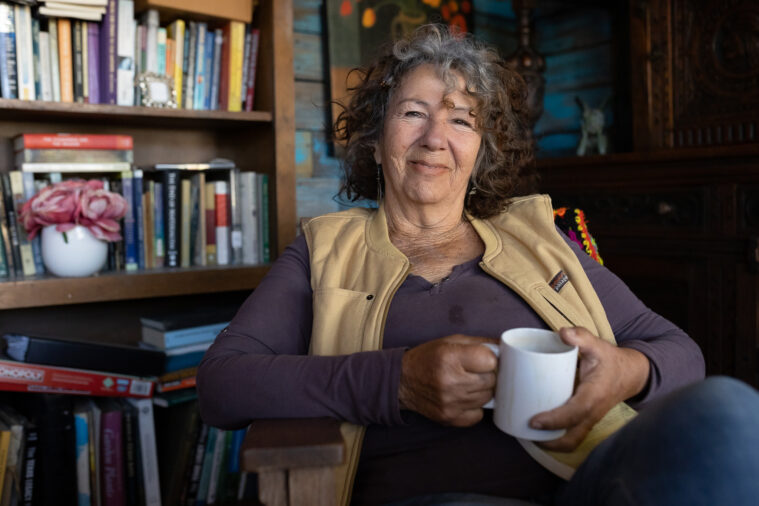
top-left (14, 133), bottom-right (134, 150)
top-left (218, 23), bottom-right (231, 111)
top-left (244, 29), bottom-right (260, 112)
top-left (0, 358), bottom-right (155, 397)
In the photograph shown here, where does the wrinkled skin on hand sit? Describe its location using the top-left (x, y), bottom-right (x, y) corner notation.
top-left (398, 334), bottom-right (499, 427)
top-left (531, 327), bottom-right (650, 452)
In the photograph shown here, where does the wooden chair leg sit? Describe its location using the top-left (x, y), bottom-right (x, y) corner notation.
top-left (289, 466), bottom-right (336, 506)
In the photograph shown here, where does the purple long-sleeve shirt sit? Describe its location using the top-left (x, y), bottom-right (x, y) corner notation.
top-left (197, 229), bottom-right (705, 504)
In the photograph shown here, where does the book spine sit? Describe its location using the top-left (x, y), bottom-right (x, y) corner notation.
top-left (72, 20), bottom-right (84, 103)
top-left (143, 180), bottom-right (154, 268)
top-left (0, 3), bottom-right (17, 99)
top-left (244, 29), bottom-right (259, 111)
top-left (0, 429), bottom-right (10, 502)
top-left (192, 22), bottom-right (206, 110)
top-left (183, 21), bottom-right (196, 110)
top-left (128, 399), bottom-right (161, 506)
top-left (87, 21), bottom-right (100, 104)
top-left (99, 0), bottom-right (118, 105)
top-left (194, 427), bottom-right (218, 505)
top-left (57, 18), bottom-right (74, 102)
top-left (31, 16), bottom-right (41, 99)
top-left (0, 217), bottom-right (8, 277)
top-left (20, 172), bottom-right (44, 274)
top-left (163, 170), bottom-right (180, 267)
top-left (180, 178), bottom-right (191, 267)
top-left (205, 428), bottom-right (228, 504)
top-left (240, 24), bottom-right (251, 110)
top-left (74, 410), bottom-right (92, 506)
top-left (82, 21), bottom-right (89, 102)
top-left (239, 171), bottom-right (259, 264)
top-left (133, 169), bottom-right (145, 270)
top-left (217, 24), bottom-right (230, 111)
top-left (214, 180), bottom-right (230, 266)
top-left (48, 18), bottom-right (60, 102)
top-left (141, 321), bottom-right (228, 349)
top-left (0, 174), bottom-right (21, 276)
top-left (153, 181), bottom-right (164, 266)
top-left (16, 149), bottom-right (133, 164)
top-left (38, 31), bottom-right (53, 101)
top-left (14, 5), bottom-right (34, 100)
top-left (120, 170), bottom-right (138, 271)
top-left (202, 28), bottom-right (214, 110)
top-left (203, 181), bottom-right (216, 265)
top-left (8, 171), bottom-right (36, 277)
top-left (100, 409), bottom-right (125, 506)
top-left (184, 423), bottom-right (209, 505)
top-left (169, 19), bottom-right (184, 108)
top-left (19, 162), bottom-right (131, 173)
top-left (156, 26), bottom-right (166, 76)
top-left (143, 8), bottom-right (158, 74)
top-left (116, 0), bottom-right (135, 106)
top-left (190, 172), bottom-right (206, 267)
top-left (20, 426), bottom-right (38, 506)
top-left (15, 133), bottom-right (134, 150)
top-left (258, 173), bottom-right (270, 263)
top-left (121, 403), bottom-right (139, 506)
top-left (228, 168), bottom-right (242, 264)
top-left (0, 359), bottom-right (155, 397)
top-left (227, 21), bottom-right (245, 112)
top-left (209, 28), bottom-right (222, 110)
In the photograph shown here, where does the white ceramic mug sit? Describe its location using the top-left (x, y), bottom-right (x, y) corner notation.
top-left (483, 328), bottom-right (578, 441)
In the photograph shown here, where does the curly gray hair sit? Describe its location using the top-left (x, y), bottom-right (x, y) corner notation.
top-left (334, 24), bottom-right (533, 218)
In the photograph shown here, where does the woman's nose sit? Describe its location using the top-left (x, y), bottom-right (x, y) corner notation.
top-left (419, 119), bottom-right (447, 150)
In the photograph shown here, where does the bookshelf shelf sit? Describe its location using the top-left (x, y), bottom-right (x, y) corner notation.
top-left (0, 265), bottom-right (270, 309)
top-left (0, 98), bottom-right (274, 126)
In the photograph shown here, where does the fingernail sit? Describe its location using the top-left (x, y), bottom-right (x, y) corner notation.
top-left (531, 420), bottom-right (543, 429)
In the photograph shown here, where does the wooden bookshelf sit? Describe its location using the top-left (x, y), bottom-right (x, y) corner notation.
top-left (0, 0), bottom-right (295, 338)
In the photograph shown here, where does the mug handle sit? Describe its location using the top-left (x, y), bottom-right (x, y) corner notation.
top-left (481, 342), bottom-right (499, 409)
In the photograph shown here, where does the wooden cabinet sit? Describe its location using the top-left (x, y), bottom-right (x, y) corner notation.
top-left (537, 145), bottom-right (759, 388)
top-left (0, 0), bottom-right (294, 344)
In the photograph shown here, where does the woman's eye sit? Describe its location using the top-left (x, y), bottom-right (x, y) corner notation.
top-left (404, 110), bottom-right (424, 118)
top-left (454, 118), bottom-right (473, 128)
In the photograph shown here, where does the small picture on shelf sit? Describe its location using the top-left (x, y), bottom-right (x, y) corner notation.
top-left (136, 72), bottom-right (177, 109)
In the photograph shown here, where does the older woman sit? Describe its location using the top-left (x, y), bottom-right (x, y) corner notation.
top-left (197, 25), bottom-right (759, 506)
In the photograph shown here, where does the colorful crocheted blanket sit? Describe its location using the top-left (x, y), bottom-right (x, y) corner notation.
top-left (553, 207), bottom-right (603, 265)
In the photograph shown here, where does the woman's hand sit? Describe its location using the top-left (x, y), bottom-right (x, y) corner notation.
top-left (531, 327), bottom-right (650, 452)
top-left (398, 335), bottom-right (498, 427)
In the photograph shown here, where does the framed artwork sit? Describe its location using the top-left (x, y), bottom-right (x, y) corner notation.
top-left (325, 0), bottom-right (473, 126)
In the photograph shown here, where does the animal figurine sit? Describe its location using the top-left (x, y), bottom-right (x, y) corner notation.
top-left (576, 96), bottom-right (610, 156)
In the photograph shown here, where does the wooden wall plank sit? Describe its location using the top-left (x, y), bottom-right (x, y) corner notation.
top-left (296, 130), bottom-right (315, 177)
top-left (295, 80), bottom-right (329, 131)
top-left (294, 32), bottom-right (324, 81)
top-left (297, 176), bottom-right (343, 219)
top-left (294, 0), bottom-right (323, 34)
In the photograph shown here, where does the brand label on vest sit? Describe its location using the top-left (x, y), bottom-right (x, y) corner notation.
top-left (549, 270), bottom-right (569, 292)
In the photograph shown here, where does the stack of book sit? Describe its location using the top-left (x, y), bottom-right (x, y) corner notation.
top-left (0, 2), bottom-right (260, 110)
top-left (0, 333), bottom-right (163, 504)
top-left (14, 132), bottom-right (133, 173)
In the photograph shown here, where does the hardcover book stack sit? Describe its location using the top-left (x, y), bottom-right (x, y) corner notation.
top-left (0, 333), bottom-right (163, 505)
top-left (0, 1), bottom-right (261, 111)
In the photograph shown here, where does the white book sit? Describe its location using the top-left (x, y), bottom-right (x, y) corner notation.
top-left (143, 8), bottom-right (159, 74)
top-left (205, 429), bottom-right (227, 504)
top-left (239, 171), bottom-right (259, 264)
top-left (214, 180), bottom-right (230, 265)
top-left (14, 5), bottom-right (34, 100)
top-left (117, 0), bottom-right (135, 106)
top-left (127, 398), bottom-right (162, 506)
top-left (41, 0), bottom-right (108, 5)
top-left (38, 32), bottom-right (53, 101)
top-left (38, 7), bottom-right (103, 21)
top-left (48, 18), bottom-right (61, 102)
top-left (45, 2), bottom-right (106, 14)
top-left (228, 167), bottom-right (242, 264)
top-left (20, 162), bottom-right (132, 173)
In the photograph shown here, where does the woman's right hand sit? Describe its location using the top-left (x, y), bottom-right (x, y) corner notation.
top-left (398, 335), bottom-right (498, 426)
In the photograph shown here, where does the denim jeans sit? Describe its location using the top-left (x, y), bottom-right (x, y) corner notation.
top-left (383, 376), bottom-right (759, 506)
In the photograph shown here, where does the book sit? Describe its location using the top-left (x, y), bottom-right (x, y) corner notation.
top-left (153, 180), bottom-right (165, 266)
top-left (154, 398), bottom-right (200, 505)
top-left (87, 20), bottom-right (100, 104)
top-left (258, 173), bottom-right (270, 262)
top-left (14, 133), bottom-right (134, 150)
top-left (8, 171), bottom-right (36, 277)
top-left (209, 28), bottom-right (222, 110)
top-left (121, 399), bottom-right (140, 506)
top-left (73, 402), bottom-right (93, 506)
top-left (143, 179), bottom-right (155, 268)
top-left (227, 21), bottom-right (245, 112)
top-left (183, 422), bottom-right (209, 505)
top-left (239, 171), bottom-right (259, 264)
top-left (156, 26), bottom-right (166, 76)
top-left (243, 27), bottom-right (258, 111)
top-left (160, 169), bottom-right (180, 267)
top-left (228, 168), bottom-right (242, 265)
top-left (218, 23), bottom-right (230, 111)
top-left (140, 322), bottom-right (227, 350)
top-left (2, 333), bottom-right (166, 377)
top-left (189, 172), bottom-right (206, 267)
top-left (0, 419), bottom-right (10, 503)
top-left (183, 21), bottom-right (196, 110)
top-left (0, 405), bottom-right (29, 506)
top-left (192, 22), bottom-right (206, 110)
top-left (166, 19), bottom-right (184, 108)
top-left (126, 398), bottom-right (161, 506)
top-left (38, 31), bottom-right (53, 102)
top-left (120, 170), bottom-right (138, 272)
top-left (98, 399), bottom-right (125, 506)
top-left (99, 0), bottom-right (118, 104)
top-left (0, 357), bottom-right (155, 397)
top-left (81, 21), bottom-right (89, 102)
top-left (116, 0), bottom-right (135, 106)
top-left (202, 27), bottom-right (215, 110)
top-left (57, 17), bottom-right (74, 102)
top-left (142, 8), bottom-right (158, 74)
top-left (204, 181), bottom-right (216, 265)
top-left (18, 162), bottom-right (131, 173)
top-left (72, 20), bottom-right (84, 102)
top-left (38, 7), bottom-right (104, 21)
top-left (194, 426), bottom-right (219, 506)
top-left (204, 427), bottom-right (228, 504)
top-left (240, 24), bottom-right (251, 111)
top-left (133, 169), bottom-right (145, 270)
top-left (156, 366), bottom-right (198, 393)
top-left (214, 180), bottom-right (230, 265)
top-left (13, 4), bottom-right (33, 101)
top-left (19, 172), bottom-right (44, 274)
top-left (49, 18), bottom-right (61, 102)
top-left (19, 420), bottom-right (38, 506)
top-left (0, 3), bottom-right (18, 100)
top-left (15, 148), bottom-right (133, 165)
top-left (0, 174), bottom-right (21, 277)
top-left (180, 177), bottom-right (191, 267)
top-left (31, 15), bottom-right (41, 100)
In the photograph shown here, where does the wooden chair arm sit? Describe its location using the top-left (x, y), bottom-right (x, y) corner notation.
top-left (241, 418), bottom-right (345, 506)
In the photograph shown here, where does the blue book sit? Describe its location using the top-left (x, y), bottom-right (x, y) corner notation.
top-left (120, 170), bottom-right (138, 271)
top-left (141, 321), bottom-right (228, 349)
top-left (73, 407), bottom-right (92, 506)
top-left (192, 22), bottom-right (206, 110)
top-left (0, 3), bottom-right (17, 99)
top-left (203, 28), bottom-right (215, 110)
top-left (153, 181), bottom-right (165, 265)
top-left (133, 169), bottom-right (145, 270)
top-left (164, 349), bottom-right (206, 372)
top-left (195, 426), bottom-right (218, 506)
top-left (208, 28), bottom-right (222, 110)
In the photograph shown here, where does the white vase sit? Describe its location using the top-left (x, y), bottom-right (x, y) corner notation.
top-left (41, 225), bottom-right (109, 277)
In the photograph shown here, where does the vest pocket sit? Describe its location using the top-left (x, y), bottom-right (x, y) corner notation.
top-left (311, 288), bottom-right (374, 356)
top-left (536, 285), bottom-right (584, 328)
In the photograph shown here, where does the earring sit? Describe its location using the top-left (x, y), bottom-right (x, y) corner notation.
top-left (376, 163), bottom-right (383, 202)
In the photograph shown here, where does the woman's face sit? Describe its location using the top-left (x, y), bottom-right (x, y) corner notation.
top-left (375, 64), bottom-right (482, 214)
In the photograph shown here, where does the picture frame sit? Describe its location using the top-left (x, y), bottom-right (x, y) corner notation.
top-left (136, 72), bottom-right (177, 109)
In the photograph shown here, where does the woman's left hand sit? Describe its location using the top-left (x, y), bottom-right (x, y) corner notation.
top-left (530, 327), bottom-right (650, 452)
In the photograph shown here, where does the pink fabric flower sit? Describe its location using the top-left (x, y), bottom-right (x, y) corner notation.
top-left (19, 179), bottom-right (128, 242)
